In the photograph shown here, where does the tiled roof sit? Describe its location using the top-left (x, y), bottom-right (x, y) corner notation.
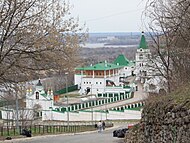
top-left (76, 61), bottom-right (124, 71)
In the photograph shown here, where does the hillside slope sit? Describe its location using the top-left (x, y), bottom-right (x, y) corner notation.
top-left (125, 85), bottom-right (190, 143)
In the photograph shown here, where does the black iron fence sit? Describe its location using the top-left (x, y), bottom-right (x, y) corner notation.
top-left (0, 124), bottom-right (96, 137)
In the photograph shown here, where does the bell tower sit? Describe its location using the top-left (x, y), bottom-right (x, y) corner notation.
top-left (135, 31), bottom-right (151, 83)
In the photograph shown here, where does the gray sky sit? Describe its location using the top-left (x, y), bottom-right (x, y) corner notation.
top-left (69, 0), bottom-right (147, 33)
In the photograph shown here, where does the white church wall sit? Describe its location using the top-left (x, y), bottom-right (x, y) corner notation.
top-left (2, 109), bottom-right (35, 120)
top-left (74, 74), bottom-right (82, 89)
top-left (41, 109), bottom-right (141, 121)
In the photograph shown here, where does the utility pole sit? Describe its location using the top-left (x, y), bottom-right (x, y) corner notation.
top-left (15, 89), bottom-right (19, 133)
top-left (65, 72), bottom-right (69, 127)
top-left (66, 96), bottom-right (69, 127)
top-left (91, 84), bottom-right (93, 124)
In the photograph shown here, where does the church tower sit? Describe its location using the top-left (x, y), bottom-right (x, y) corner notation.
top-left (26, 79), bottom-right (54, 111)
top-left (135, 31), bottom-right (151, 83)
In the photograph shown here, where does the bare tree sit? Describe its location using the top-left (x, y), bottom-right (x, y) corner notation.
top-left (0, 0), bottom-right (87, 90)
top-left (144, 0), bottom-right (190, 92)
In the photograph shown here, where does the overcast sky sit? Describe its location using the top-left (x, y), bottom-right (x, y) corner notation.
top-left (69, 0), bottom-right (147, 33)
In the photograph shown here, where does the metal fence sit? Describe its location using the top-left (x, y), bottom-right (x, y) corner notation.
top-left (0, 124), bottom-right (96, 137)
top-left (55, 85), bottom-right (78, 95)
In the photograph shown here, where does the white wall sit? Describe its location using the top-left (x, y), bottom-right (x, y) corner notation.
top-left (74, 74), bottom-right (82, 89)
top-left (80, 78), bottom-right (105, 95)
top-left (2, 109), bottom-right (34, 120)
top-left (41, 109), bottom-right (141, 121)
top-left (120, 66), bottom-right (134, 77)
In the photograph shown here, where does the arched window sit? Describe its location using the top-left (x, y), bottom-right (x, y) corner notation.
top-left (36, 92), bottom-right (39, 99)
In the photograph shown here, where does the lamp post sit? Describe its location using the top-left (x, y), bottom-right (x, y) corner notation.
top-left (65, 72), bottom-right (68, 93)
top-left (65, 72), bottom-right (69, 127)
top-left (91, 84), bottom-right (93, 124)
top-left (105, 101), bottom-right (107, 120)
top-left (15, 90), bottom-right (19, 133)
top-left (66, 96), bottom-right (69, 127)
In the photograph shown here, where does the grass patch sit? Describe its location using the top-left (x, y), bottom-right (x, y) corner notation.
top-left (126, 106), bottom-right (143, 111)
top-left (59, 94), bottom-right (80, 98)
top-left (145, 83), bottom-right (190, 110)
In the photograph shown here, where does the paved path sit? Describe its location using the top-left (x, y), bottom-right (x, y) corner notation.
top-left (1, 124), bottom-right (127, 143)
top-left (92, 82), bottom-right (147, 110)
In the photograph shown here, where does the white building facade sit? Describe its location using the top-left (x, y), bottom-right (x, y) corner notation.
top-left (135, 32), bottom-right (167, 93)
top-left (75, 56), bottom-right (135, 95)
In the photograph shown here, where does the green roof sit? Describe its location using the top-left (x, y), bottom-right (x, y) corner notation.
top-left (40, 93), bottom-right (47, 97)
top-left (138, 32), bottom-right (148, 49)
top-left (113, 54), bottom-right (129, 66)
top-left (76, 61), bottom-right (124, 71)
top-left (113, 54), bottom-right (135, 67)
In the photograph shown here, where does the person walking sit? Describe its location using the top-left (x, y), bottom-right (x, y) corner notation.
top-left (97, 120), bottom-right (102, 133)
top-left (102, 121), bottom-right (105, 130)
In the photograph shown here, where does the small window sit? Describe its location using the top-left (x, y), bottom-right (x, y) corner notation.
top-left (139, 54), bottom-right (143, 60)
top-left (100, 82), bottom-right (102, 84)
top-left (87, 82), bottom-right (88, 84)
top-left (84, 82), bottom-right (85, 84)
top-left (96, 82), bottom-right (98, 84)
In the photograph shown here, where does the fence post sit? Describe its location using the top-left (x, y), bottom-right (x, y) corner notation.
top-left (30, 126), bottom-right (32, 134)
top-left (1, 127), bottom-right (3, 136)
top-left (62, 126), bottom-right (63, 132)
top-left (13, 127), bottom-right (16, 136)
top-left (43, 125), bottom-right (45, 134)
top-left (46, 126), bottom-right (48, 133)
top-left (39, 125), bottom-right (41, 134)
top-left (34, 125), bottom-right (36, 134)
top-left (19, 126), bottom-right (22, 135)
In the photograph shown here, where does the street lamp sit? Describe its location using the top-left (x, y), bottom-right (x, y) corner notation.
top-left (91, 84), bottom-right (93, 124)
top-left (66, 96), bottom-right (69, 127)
top-left (15, 90), bottom-right (19, 133)
top-left (65, 72), bottom-right (69, 94)
top-left (65, 72), bottom-right (69, 127)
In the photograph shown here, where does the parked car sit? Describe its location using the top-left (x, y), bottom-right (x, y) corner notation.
top-left (113, 128), bottom-right (128, 138)
top-left (113, 129), bottom-right (120, 137)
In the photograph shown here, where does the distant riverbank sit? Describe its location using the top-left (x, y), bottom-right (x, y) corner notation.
top-left (81, 43), bottom-right (138, 48)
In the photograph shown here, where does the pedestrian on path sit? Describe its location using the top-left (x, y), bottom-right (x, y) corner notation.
top-left (98, 120), bottom-right (102, 133)
top-left (102, 121), bottom-right (105, 130)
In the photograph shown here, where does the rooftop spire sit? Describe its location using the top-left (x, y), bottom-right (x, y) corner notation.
top-left (138, 31), bottom-right (148, 49)
top-left (36, 79), bottom-right (42, 86)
